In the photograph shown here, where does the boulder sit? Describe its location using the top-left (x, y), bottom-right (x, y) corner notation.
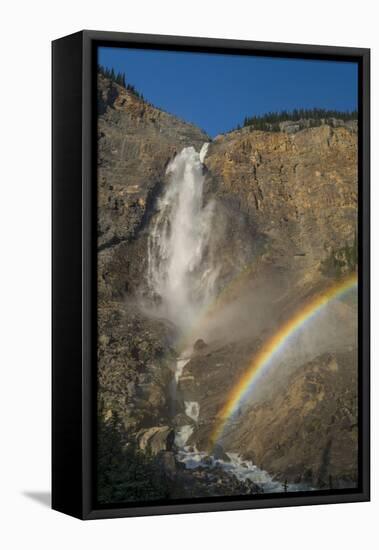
top-left (193, 338), bottom-right (207, 352)
top-left (137, 426), bottom-right (175, 455)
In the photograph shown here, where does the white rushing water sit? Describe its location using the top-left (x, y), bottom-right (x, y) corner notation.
top-left (147, 144), bottom-right (218, 332)
top-left (184, 401), bottom-right (200, 422)
top-left (175, 358), bottom-right (190, 383)
top-left (174, 424), bottom-right (194, 448)
top-left (176, 447), bottom-right (310, 493)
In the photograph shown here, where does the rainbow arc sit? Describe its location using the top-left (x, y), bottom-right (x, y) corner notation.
top-left (209, 272), bottom-right (358, 449)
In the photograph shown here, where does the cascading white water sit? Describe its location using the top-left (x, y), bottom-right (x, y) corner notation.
top-left (148, 143), bottom-right (218, 332)
top-left (174, 424), bottom-right (194, 448)
top-left (185, 401), bottom-right (200, 422)
top-left (174, 366), bottom-right (199, 447)
top-left (175, 358), bottom-right (190, 383)
top-left (147, 145), bottom-right (212, 445)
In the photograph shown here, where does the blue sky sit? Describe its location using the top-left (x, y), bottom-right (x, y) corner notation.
top-left (98, 47), bottom-right (358, 137)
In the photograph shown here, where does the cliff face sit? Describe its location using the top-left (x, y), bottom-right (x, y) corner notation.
top-left (97, 74), bottom-right (358, 492)
top-left (204, 124), bottom-right (357, 285)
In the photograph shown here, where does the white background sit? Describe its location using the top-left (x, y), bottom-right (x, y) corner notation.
top-left (0, 1), bottom-right (376, 548)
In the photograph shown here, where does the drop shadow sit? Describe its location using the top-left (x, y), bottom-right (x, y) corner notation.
top-left (22, 491), bottom-right (51, 508)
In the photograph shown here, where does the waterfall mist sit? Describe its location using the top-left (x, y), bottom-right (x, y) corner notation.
top-left (147, 144), bottom-right (219, 334)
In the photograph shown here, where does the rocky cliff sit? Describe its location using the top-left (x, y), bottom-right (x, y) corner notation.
top-left (205, 123), bottom-right (357, 285)
top-left (96, 73), bottom-right (358, 499)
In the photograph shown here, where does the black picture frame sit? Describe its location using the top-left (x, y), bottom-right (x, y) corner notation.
top-left (52, 30), bottom-right (370, 520)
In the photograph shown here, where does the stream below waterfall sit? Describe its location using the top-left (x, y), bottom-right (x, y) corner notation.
top-left (173, 357), bottom-right (310, 494)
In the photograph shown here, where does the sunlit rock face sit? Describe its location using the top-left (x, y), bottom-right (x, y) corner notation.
top-left (97, 71), bottom-right (358, 496)
top-left (204, 124), bottom-right (357, 283)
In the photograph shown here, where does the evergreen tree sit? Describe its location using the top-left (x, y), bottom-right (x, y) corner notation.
top-left (97, 414), bottom-right (170, 504)
top-left (242, 107), bottom-right (357, 132)
top-left (98, 64), bottom-right (127, 88)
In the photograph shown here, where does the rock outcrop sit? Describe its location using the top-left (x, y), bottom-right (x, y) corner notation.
top-left (97, 305), bottom-right (176, 432)
top-left (137, 426), bottom-right (175, 455)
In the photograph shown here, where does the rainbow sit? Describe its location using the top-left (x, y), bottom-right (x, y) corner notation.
top-left (209, 272), bottom-right (358, 449)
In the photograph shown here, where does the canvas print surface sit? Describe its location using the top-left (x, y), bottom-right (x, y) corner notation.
top-left (96, 47), bottom-right (358, 505)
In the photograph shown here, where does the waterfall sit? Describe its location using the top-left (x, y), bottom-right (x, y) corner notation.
top-left (146, 144), bottom-right (309, 494)
top-left (147, 143), bottom-right (218, 333)
top-left (174, 361), bottom-right (200, 447)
